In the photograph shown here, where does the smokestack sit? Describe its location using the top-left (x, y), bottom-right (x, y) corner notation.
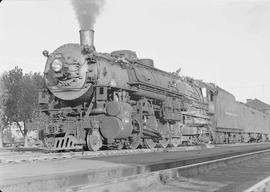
top-left (79, 29), bottom-right (95, 49)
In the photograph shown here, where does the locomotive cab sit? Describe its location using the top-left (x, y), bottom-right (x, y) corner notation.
top-left (199, 84), bottom-right (216, 114)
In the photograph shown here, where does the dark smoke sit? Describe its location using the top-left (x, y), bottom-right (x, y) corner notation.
top-left (71, 0), bottom-right (105, 29)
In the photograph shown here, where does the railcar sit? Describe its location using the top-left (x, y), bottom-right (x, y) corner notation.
top-left (29, 29), bottom-right (270, 151)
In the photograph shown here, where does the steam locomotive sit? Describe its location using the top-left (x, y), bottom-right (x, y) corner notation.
top-left (32, 29), bottom-right (270, 151)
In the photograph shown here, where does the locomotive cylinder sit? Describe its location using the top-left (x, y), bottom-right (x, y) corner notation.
top-left (79, 29), bottom-right (95, 48)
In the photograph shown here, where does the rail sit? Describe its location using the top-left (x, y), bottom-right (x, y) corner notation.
top-left (0, 145), bottom-right (204, 164)
top-left (75, 148), bottom-right (270, 192)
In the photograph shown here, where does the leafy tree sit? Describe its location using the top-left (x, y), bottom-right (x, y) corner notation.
top-left (1, 67), bottom-right (44, 138)
top-left (0, 76), bottom-right (8, 148)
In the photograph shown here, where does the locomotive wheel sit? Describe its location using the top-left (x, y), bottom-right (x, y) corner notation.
top-left (117, 142), bottom-right (124, 150)
top-left (86, 129), bottom-right (102, 151)
top-left (129, 134), bottom-right (141, 149)
top-left (159, 139), bottom-right (169, 148)
top-left (130, 141), bottom-right (140, 149)
top-left (129, 119), bottom-right (142, 149)
top-left (144, 139), bottom-right (157, 149)
top-left (44, 137), bottom-right (55, 149)
top-left (171, 138), bottom-right (180, 147)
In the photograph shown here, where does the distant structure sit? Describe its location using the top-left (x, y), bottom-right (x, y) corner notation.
top-left (246, 99), bottom-right (270, 114)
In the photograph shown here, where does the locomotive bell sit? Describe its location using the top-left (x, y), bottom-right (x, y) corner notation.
top-left (79, 29), bottom-right (95, 49)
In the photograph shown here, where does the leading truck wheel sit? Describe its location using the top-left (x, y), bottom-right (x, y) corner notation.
top-left (86, 129), bottom-right (102, 151)
top-left (144, 139), bottom-right (157, 149)
top-left (159, 138), bottom-right (169, 148)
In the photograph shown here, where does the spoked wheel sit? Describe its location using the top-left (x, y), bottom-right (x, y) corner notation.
top-left (159, 138), bottom-right (169, 148)
top-left (44, 136), bottom-right (55, 150)
top-left (144, 139), bottom-right (157, 149)
top-left (129, 134), bottom-right (141, 149)
top-left (171, 138), bottom-right (180, 147)
top-left (86, 129), bottom-right (102, 151)
top-left (129, 119), bottom-right (142, 149)
top-left (117, 142), bottom-right (124, 150)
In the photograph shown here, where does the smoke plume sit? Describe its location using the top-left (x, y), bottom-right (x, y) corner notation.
top-left (71, 0), bottom-right (105, 29)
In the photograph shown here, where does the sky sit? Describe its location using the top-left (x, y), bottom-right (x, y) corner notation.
top-left (0, 0), bottom-right (270, 104)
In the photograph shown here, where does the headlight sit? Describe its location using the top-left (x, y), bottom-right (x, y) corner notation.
top-left (51, 59), bottom-right (63, 72)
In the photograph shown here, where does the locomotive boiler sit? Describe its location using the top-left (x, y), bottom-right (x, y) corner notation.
top-left (36, 29), bottom-right (213, 151)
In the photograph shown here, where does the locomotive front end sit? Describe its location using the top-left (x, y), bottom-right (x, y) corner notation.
top-left (43, 30), bottom-right (97, 102)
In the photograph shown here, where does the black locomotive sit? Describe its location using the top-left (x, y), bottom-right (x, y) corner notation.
top-left (31, 29), bottom-right (269, 151)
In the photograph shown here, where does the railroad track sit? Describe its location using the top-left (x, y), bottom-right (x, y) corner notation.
top-left (69, 147), bottom-right (270, 192)
top-left (0, 145), bottom-right (205, 164)
top-left (0, 142), bottom-right (265, 164)
top-left (1, 143), bottom-right (270, 192)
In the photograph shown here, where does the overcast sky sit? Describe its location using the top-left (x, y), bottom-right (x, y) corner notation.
top-left (0, 0), bottom-right (270, 103)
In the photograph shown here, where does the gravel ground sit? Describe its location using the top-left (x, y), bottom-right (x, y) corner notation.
top-left (140, 153), bottom-right (270, 192)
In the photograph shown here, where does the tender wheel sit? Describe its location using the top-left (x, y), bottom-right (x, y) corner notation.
top-left (86, 129), bottom-right (102, 151)
top-left (144, 139), bottom-right (157, 149)
top-left (159, 138), bottom-right (169, 148)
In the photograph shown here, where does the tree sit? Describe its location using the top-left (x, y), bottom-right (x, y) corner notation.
top-left (0, 76), bottom-right (8, 148)
top-left (1, 67), bottom-right (44, 138)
